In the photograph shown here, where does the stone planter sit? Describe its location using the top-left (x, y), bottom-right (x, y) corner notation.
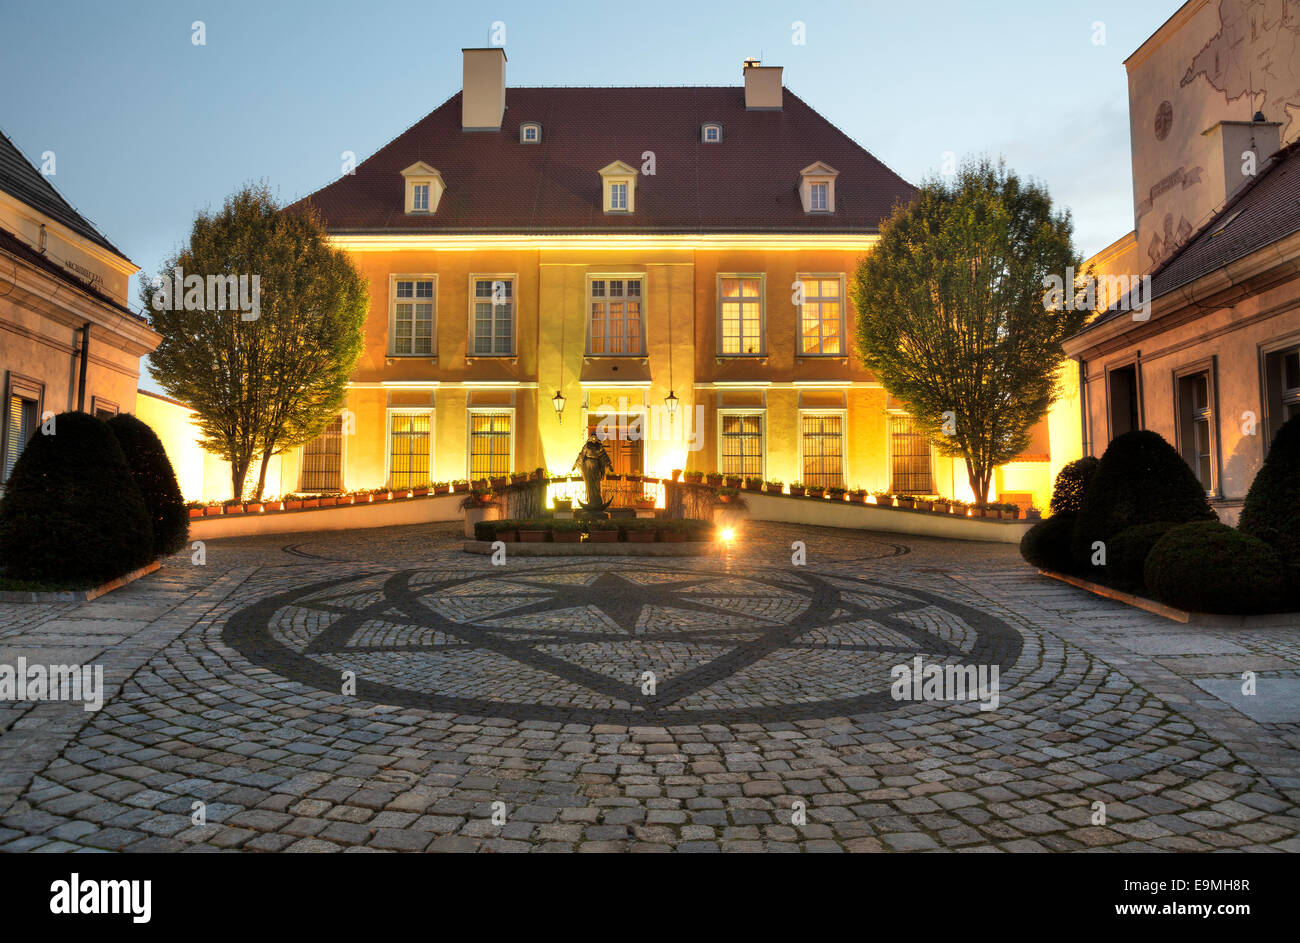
top-left (587, 530), bottom-right (619, 543)
top-left (463, 505), bottom-right (500, 538)
top-left (553, 530), bottom-right (582, 543)
top-left (495, 529), bottom-right (519, 542)
top-left (626, 530), bottom-right (656, 543)
top-left (519, 529), bottom-right (547, 542)
top-left (658, 530), bottom-right (686, 542)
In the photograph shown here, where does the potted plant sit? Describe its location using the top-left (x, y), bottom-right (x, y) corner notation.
top-left (849, 488), bottom-right (867, 504)
top-left (999, 503), bottom-right (1022, 520)
top-left (411, 482), bottom-right (431, 497)
top-left (915, 497), bottom-right (934, 512)
top-left (626, 472), bottom-right (643, 484)
top-left (683, 520), bottom-right (712, 542)
top-left (245, 501), bottom-right (265, 513)
top-left (872, 491), bottom-right (892, 507)
top-left (788, 481), bottom-right (806, 497)
top-left (724, 474), bottom-right (743, 489)
top-left (705, 472), bottom-right (724, 488)
top-left (895, 494), bottom-right (915, 510)
top-left (932, 497), bottom-right (951, 513)
top-left (742, 476), bottom-right (762, 492)
top-left (531, 467), bottom-right (546, 482)
top-left (634, 493), bottom-right (656, 510)
top-left (186, 502), bottom-right (205, 519)
top-left (716, 487), bottom-right (740, 504)
top-left (202, 503), bottom-right (224, 517)
top-left (587, 520), bottom-right (619, 543)
top-left (671, 468), bottom-right (683, 482)
top-left (452, 479), bottom-right (470, 494)
top-left (518, 521), bottom-right (548, 542)
top-left (657, 520), bottom-right (686, 542)
top-left (806, 484), bottom-right (825, 499)
top-left (283, 495), bottom-right (303, 510)
top-left (949, 498), bottom-right (969, 516)
top-left (683, 470), bottom-right (704, 484)
top-left (828, 486), bottom-right (847, 501)
top-left (264, 499), bottom-right (284, 512)
top-left (624, 520), bottom-right (657, 543)
top-left (494, 520), bottom-right (520, 542)
top-left (510, 471), bottom-right (529, 486)
top-left (1025, 507), bottom-right (1042, 521)
top-left (552, 520), bottom-right (584, 542)
top-left (764, 479), bottom-right (784, 494)
top-left (461, 490), bottom-right (498, 538)
top-left (433, 481), bottom-right (450, 495)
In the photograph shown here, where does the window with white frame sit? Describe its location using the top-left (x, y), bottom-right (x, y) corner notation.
top-left (469, 411), bottom-right (512, 480)
top-left (388, 412), bottom-right (431, 490)
top-left (800, 413), bottom-right (845, 489)
top-left (520, 122), bottom-right (541, 143)
top-left (719, 276), bottom-right (764, 355)
top-left (1177, 369), bottom-right (1215, 492)
top-left (702, 123), bottom-right (722, 143)
top-left (588, 278), bottom-right (643, 355)
top-left (472, 277), bottom-right (514, 355)
top-left (810, 183), bottom-right (828, 211)
top-left (720, 413), bottom-right (764, 478)
top-left (609, 182), bottom-right (628, 211)
top-left (798, 275), bottom-right (844, 355)
top-left (391, 277), bottom-right (434, 355)
top-left (411, 183), bottom-right (429, 212)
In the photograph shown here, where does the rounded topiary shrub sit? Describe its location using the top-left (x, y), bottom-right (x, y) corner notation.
top-left (1072, 430), bottom-right (1215, 574)
top-left (1019, 512), bottom-right (1077, 573)
top-left (1104, 521), bottom-right (1179, 592)
top-left (1239, 414), bottom-right (1300, 576)
top-left (1144, 521), bottom-right (1287, 614)
top-left (0, 412), bottom-right (154, 586)
top-left (1049, 456), bottom-right (1100, 515)
top-left (107, 413), bottom-right (188, 557)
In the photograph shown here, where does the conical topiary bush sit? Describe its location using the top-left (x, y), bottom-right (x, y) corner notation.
top-left (1239, 414), bottom-right (1300, 582)
top-left (108, 413), bottom-right (189, 557)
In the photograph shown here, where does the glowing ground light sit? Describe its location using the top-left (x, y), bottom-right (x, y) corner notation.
top-left (719, 527), bottom-right (736, 543)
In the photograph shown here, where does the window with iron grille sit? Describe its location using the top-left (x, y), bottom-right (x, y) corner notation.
top-left (798, 276), bottom-right (844, 355)
top-left (388, 413), bottom-right (430, 489)
top-left (588, 278), bottom-right (643, 355)
top-left (300, 415), bottom-right (344, 492)
top-left (720, 413), bottom-right (763, 478)
top-left (392, 278), bottom-right (435, 355)
top-left (472, 278), bottom-right (514, 355)
top-left (889, 416), bottom-right (934, 493)
top-left (719, 276), bottom-right (763, 355)
top-left (469, 412), bottom-right (512, 480)
top-left (801, 414), bottom-right (844, 488)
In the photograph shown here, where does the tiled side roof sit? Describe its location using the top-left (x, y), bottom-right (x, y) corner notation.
top-left (292, 87), bottom-right (916, 234)
top-left (0, 128), bottom-right (126, 258)
top-left (0, 226), bottom-right (143, 322)
top-left (1079, 138), bottom-right (1300, 335)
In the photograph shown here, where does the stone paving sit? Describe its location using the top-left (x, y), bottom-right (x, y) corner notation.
top-left (1, 521), bottom-right (1298, 853)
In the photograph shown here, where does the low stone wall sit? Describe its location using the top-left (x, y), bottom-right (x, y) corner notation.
top-left (725, 491), bottom-right (1033, 544)
top-left (190, 493), bottom-right (462, 539)
top-left (462, 540), bottom-right (713, 557)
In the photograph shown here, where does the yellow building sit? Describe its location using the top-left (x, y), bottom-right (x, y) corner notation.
top-left (0, 128), bottom-right (159, 487)
top-left (243, 49), bottom-right (1056, 508)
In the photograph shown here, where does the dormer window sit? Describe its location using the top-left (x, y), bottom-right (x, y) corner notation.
top-left (598, 160), bottom-right (637, 214)
top-left (702, 123), bottom-right (722, 143)
top-left (401, 161), bottom-right (445, 215)
top-left (520, 122), bottom-right (541, 144)
top-left (799, 162), bottom-right (838, 214)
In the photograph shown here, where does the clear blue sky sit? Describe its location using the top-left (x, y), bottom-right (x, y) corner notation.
top-left (2, 0), bottom-right (1174, 297)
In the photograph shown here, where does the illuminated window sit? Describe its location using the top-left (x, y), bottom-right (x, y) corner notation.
top-left (301, 415), bottom-right (344, 493)
top-left (391, 278), bottom-right (435, 356)
top-left (388, 412), bottom-right (431, 490)
top-left (472, 277), bottom-right (514, 355)
top-left (889, 416), bottom-right (934, 493)
top-left (609, 182), bottom-right (628, 211)
top-left (720, 413), bottom-right (763, 478)
top-left (801, 413), bottom-right (844, 489)
top-left (588, 278), bottom-right (643, 355)
top-left (469, 412), bottom-right (512, 480)
top-left (719, 276), bottom-right (764, 355)
top-left (798, 275), bottom-right (844, 355)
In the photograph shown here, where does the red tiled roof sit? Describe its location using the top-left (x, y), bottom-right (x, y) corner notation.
top-left (292, 87), bottom-right (916, 234)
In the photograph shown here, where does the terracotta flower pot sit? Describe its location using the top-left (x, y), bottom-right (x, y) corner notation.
top-left (766, 484), bottom-right (783, 494)
top-left (587, 530), bottom-right (619, 543)
top-left (495, 529), bottom-right (518, 542)
top-left (553, 530), bottom-right (582, 543)
top-left (413, 488), bottom-right (429, 497)
top-left (658, 530), bottom-right (686, 542)
top-left (245, 503), bottom-right (264, 513)
top-left (284, 500), bottom-right (302, 510)
top-left (519, 530), bottom-right (547, 542)
top-left (434, 485), bottom-right (450, 495)
top-left (896, 499), bottom-right (914, 510)
top-left (706, 475), bottom-right (724, 487)
top-left (671, 469), bottom-right (682, 481)
top-left (264, 501), bottom-right (284, 511)
top-left (189, 508), bottom-right (205, 519)
top-left (302, 498), bottom-right (319, 508)
top-left (788, 487), bottom-right (805, 497)
top-left (318, 497), bottom-right (336, 507)
top-left (626, 529), bottom-right (656, 543)
top-left (849, 494), bottom-right (866, 504)
top-left (452, 482), bottom-right (469, 493)
top-left (807, 488), bottom-right (825, 499)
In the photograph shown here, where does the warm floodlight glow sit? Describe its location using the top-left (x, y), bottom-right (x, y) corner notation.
top-left (719, 527), bottom-right (736, 543)
top-left (552, 389), bottom-right (566, 421)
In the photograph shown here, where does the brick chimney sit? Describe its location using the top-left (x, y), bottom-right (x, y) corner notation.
top-left (743, 59), bottom-right (782, 111)
top-left (462, 47), bottom-right (506, 131)
top-left (1201, 114), bottom-right (1282, 204)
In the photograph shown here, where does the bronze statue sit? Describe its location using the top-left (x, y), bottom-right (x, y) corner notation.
top-left (572, 432), bottom-right (614, 513)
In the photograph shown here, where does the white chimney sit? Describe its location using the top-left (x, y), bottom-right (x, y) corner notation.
top-left (743, 59), bottom-right (782, 111)
top-left (1201, 115), bottom-right (1282, 204)
top-left (462, 47), bottom-right (506, 131)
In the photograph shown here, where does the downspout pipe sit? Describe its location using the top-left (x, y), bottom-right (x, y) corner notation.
top-left (76, 322), bottom-right (90, 411)
top-left (1076, 356), bottom-right (1089, 457)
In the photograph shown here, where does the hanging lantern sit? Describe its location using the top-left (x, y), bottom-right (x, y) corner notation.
top-left (552, 389), bottom-right (567, 421)
top-left (664, 389), bottom-right (679, 415)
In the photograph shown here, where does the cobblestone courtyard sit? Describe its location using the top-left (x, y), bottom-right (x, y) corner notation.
top-left (1, 522), bottom-right (1298, 852)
